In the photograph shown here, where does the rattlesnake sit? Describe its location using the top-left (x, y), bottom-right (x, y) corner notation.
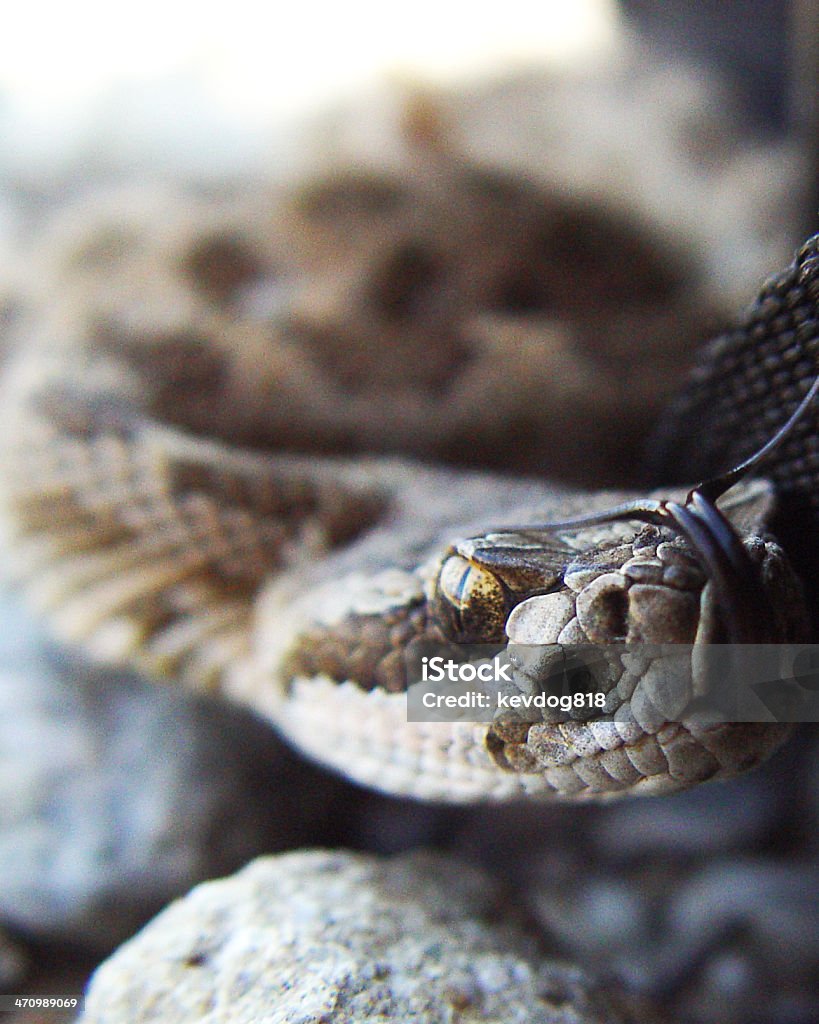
top-left (0, 157), bottom-right (815, 804)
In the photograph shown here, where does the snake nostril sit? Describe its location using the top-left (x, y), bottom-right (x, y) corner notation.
top-left (576, 576), bottom-right (630, 643)
top-left (591, 589), bottom-right (629, 641)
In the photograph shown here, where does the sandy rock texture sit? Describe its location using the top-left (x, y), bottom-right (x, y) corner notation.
top-left (79, 849), bottom-right (649, 1024)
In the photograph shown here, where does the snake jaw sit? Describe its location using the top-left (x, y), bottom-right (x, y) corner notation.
top-left (480, 517), bottom-right (804, 784)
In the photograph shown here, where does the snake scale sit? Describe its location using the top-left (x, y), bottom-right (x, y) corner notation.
top-left (0, 165), bottom-right (816, 804)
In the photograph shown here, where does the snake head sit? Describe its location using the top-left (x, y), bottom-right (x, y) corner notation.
top-left (425, 479), bottom-right (807, 794)
top-left (430, 479), bottom-right (807, 651)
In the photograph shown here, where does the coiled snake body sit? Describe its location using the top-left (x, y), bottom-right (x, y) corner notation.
top-left (1, 173), bottom-right (817, 803)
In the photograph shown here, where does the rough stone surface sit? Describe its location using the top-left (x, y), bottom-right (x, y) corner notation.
top-left (0, 593), bottom-right (342, 951)
top-left (79, 849), bottom-right (643, 1024)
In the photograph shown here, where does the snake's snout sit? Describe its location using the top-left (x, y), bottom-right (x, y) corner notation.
top-left (504, 539), bottom-right (708, 648)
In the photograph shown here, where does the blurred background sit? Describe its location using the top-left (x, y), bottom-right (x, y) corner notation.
top-left (0, 0), bottom-right (811, 311)
top-left (0, 0), bottom-right (617, 175)
top-left (0, 0), bottom-right (810, 197)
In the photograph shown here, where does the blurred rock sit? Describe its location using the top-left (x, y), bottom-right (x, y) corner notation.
top-left (79, 849), bottom-right (648, 1024)
top-left (0, 926), bottom-right (28, 988)
top-left (665, 859), bottom-right (819, 1023)
top-left (0, 593), bottom-right (343, 951)
top-left (587, 770), bottom-right (784, 858)
top-left (525, 854), bottom-right (819, 1019)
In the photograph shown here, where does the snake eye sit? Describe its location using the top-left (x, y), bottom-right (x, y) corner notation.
top-left (433, 554), bottom-right (508, 643)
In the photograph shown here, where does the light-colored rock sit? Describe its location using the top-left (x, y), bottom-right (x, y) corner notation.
top-left (80, 849), bottom-right (643, 1024)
